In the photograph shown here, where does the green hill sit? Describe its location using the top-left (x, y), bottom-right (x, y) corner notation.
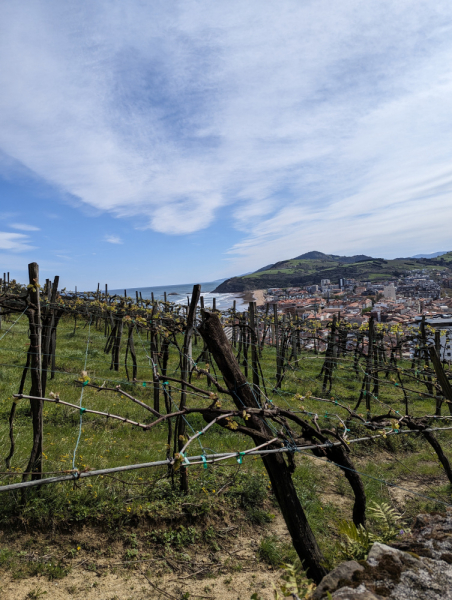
top-left (213, 251), bottom-right (452, 293)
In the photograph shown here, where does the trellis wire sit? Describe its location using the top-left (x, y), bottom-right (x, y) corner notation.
top-left (2, 425), bottom-right (452, 495)
top-left (0, 307), bottom-right (27, 344)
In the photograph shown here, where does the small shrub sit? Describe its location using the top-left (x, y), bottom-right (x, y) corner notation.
top-left (247, 507), bottom-right (274, 524)
top-left (258, 535), bottom-right (297, 567)
top-left (258, 535), bottom-right (282, 566)
top-left (339, 501), bottom-right (406, 560)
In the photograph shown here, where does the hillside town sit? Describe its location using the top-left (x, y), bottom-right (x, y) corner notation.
top-left (260, 269), bottom-right (452, 360)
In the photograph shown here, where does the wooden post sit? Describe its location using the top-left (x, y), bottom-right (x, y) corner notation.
top-left (198, 311), bottom-right (327, 583)
top-left (291, 326), bottom-right (298, 362)
top-left (274, 304), bottom-right (282, 388)
top-left (23, 262), bottom-right (43, 481)
top-left (429, 345), bottom-right (452, 415)
top-left (178, 284), bottom-right (201, 493)
top-left (249, 302), bottom-right (260, 402)
top-left (41, 276), bottom-right (59, 395)
top-left (232, 300), bottom-right (237, 347)
top-left (435, 330), bottom-right (441, 357)
top-left (365, 317), bottom-right (374, 411)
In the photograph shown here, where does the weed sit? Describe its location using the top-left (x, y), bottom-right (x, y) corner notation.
top-left (247, 507), bottom-right (274, 524)
top-left (148, 525), bottom-right (200, 547)
top-left (26, 588), bottom-right (47, 600)
top-left (258, 535), bottom-right (297, 567)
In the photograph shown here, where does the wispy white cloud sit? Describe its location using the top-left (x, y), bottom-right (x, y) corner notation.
top-left (1, 1), bottom-right (452, 267)
top-left (0, 231), bottom-right (34, 252)
top-left (104, 235), bottom-right (123, 245)
top-left (10, 223), bottom-right (40, 231)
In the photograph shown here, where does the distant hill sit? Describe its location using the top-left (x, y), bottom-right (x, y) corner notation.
top-left (293, 251), bottom-right (373, 263)
top-left (254, 252), bottom-right (373, 274)
top-left (411, 251), bottom-right (448, 259)
top-left (213, 250), bottom-right (452, 293)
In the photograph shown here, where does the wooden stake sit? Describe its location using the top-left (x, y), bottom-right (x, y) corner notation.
top-left (23, 262), bottom-right (43, 482)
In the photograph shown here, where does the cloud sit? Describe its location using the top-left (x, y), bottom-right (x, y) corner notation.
top-left (1, 1), bottom-right (452, 263)
top-left (104, 235), bottom-right (123, 245)
top-left (10, 223), bottom-right (40, 231)
top-left (0, 231), bottom-right (35, 252)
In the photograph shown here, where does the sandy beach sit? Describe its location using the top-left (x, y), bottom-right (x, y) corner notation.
top-left (240, 288), bottom-right (267, 306)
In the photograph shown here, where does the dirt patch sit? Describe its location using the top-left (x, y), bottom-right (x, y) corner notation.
top-left (1, 559), bottom-right (281, 600)
top-left (388, 476), bottom-right (445, 508)
top-left (0, 520), bottom-right (286, 600)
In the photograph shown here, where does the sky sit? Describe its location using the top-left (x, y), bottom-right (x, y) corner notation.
top-left (1, 1), bottom-right (452, 289)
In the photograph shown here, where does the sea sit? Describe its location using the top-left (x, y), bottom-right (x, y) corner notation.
top-left (110, 280), bottom-right (248, 311)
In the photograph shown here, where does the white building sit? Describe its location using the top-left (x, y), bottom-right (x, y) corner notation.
top-left (383, 283), bottom-right (396, 300)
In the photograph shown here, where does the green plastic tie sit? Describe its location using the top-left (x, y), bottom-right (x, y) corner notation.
top-left (237, 451), bottom-right (245, 464)
top-left (201, 455), bottom-right (208, 469)
top-left (82, 380), bottom-right (89, 387)
top-left (142, 382), bottom-right (147, 387)
top-left (80, 407), bottom-right (86, 415)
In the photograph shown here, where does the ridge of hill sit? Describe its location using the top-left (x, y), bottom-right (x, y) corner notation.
top-left (411, 251), bottom-right (448, 259)
top-left (213, 250), bottom-right (452, 293)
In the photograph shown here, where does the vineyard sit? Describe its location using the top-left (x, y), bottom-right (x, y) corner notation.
top-left (1, 263), bottom-right (452, 597)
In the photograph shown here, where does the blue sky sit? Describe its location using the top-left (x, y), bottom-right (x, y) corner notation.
top-left (1, 1), bottom-right (452, 289)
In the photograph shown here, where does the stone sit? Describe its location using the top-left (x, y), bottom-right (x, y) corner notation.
top-left (312, 560), bottom-right (364, 599)
top-left (367, 542), bottom-right (421, 569)
top-left (332, 584), bottom-right (382, 599)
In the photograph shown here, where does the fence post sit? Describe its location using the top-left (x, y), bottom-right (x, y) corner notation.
top-left (273, 304), bottom-right (282, 389)
top-left (23, 262), bottom-right (43, 482)
top-left (249, 301), bottom-right (260, 402)
top-left (429, 345), bottom-right (452, 416)
top-left (178, 284), bottom-right (201, 493)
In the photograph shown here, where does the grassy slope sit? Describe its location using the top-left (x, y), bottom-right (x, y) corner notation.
top-left (214, 252), bottom-right (452, 292)
top-left (0, 313), bottom-right (450, 586)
